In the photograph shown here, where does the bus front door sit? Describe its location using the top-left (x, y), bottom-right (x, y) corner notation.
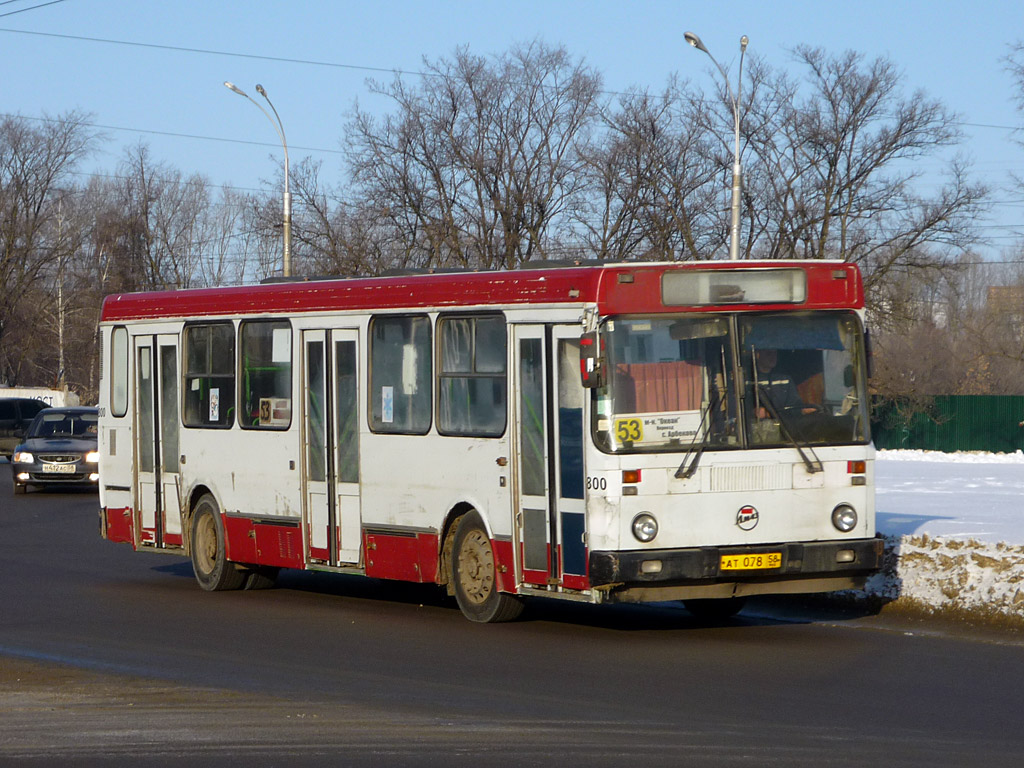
top-left (513, 325), bottom-right (587, 589)
top-left (133, 334), bottom-right (182, 548)
top-left (303, 329), bottom-right (362, 566)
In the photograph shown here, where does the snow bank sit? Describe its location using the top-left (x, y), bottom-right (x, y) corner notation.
top-left (864, 534), bottom-right (1024, 620)
top-left (864, 451), bottom-right (1024, 621)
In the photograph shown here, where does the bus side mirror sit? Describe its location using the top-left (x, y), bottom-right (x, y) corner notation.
top-left (580, 332), bottom-right (604, 388)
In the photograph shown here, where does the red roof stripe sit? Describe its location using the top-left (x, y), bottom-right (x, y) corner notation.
top-left (100, 261), bottom-right (863, 322)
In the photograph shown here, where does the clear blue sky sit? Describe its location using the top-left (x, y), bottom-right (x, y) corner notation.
top-left (2, 0), bottom-right (1022, 256)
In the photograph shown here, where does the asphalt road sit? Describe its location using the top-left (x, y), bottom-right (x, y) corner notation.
top-left (2, 460), bottom-right (1023, 767)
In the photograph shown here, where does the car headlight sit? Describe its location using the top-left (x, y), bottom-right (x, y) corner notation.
top-left (13, 451), bottom-right (33, 463)
top-left (832, 504), bottom-right (858, 533)
top-left (85, 451), bottom-right (100, 463)
top-left (631, 513), bottom-right (659, 543)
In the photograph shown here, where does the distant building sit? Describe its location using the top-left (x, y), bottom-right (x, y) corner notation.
top-left (0, 386), bottom-right (80, 407)
top-left (986, 286), bottom-right (1024, 327)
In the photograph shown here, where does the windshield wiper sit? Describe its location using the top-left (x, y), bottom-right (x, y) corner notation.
top-left (756, 388), bottom-right (823, 474)
top-left (674, 404), bottom-right (714, 480)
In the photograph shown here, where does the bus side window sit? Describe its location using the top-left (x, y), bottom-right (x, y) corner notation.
top-left (239, 320), bottom-right (292, 429)
top-left (110, 326), bottom-right (129, 418)
top-left (369, 315), bottom-right (432, 434)
top-left (183, 322), bottom-right (236, 428)
top-left (437, 314), bottom-right (507, 437)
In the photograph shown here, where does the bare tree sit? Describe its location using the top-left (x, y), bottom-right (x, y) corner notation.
top-left (739, 47), bottom-right (988, 294)
top-left (194, 185), bottom-right (256, 287)
top-left (104, 144), bottom-right (215, 290)
top-left (0, 111), bottom-right (100, 385)
top-left (247, 157), bottom-right (371, 278)
top-left (868, 252), bottom-right (1024, 419)
top-left (580, 79), bottom-right (723, 260)
top-left (346, 40), bottom-right (603, 270)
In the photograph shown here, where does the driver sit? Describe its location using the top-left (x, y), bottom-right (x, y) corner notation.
top-left (753, 349), bottom-right (816, 417)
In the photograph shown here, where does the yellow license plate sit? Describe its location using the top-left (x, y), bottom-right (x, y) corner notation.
top-left (720, 552), bottom-right (782, 571)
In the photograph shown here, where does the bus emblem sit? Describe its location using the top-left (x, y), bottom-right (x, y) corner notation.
top-left (736, 505), bottom-right (759, 531)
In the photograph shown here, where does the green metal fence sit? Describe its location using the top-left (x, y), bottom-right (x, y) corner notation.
top-left (871, 395), bottom-right (1024, 454)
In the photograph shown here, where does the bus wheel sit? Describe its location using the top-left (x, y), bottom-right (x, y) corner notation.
top-left (452, 511), bottom-right (523, 623)
top-left (189, 494), bottom-right (246, 592)
top-left (683, 597), bottom-right (747, 622)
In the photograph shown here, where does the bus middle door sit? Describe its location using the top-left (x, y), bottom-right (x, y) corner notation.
top-left (513, 325), bottom-right (587, 590)
top-left (302, 329), bottom-right (361, 566)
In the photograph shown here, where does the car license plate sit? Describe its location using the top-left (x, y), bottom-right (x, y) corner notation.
top-left (720, 552), bottom-right (782, 571)
top-left (42, 463), bottom-right (76, 474)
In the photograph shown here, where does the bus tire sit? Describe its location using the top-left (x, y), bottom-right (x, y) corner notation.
top-left (683, 597), bottom-right (747, 621)
top-left (452, 511), bottom-right (523, 623)
top-left (189, 494), bottom-right (246, 592)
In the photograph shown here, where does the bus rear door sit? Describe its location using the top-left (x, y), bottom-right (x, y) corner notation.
top-left (133, 333), bottom-right (183, 548)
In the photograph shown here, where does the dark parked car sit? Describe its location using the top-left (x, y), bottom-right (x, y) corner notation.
top-left (11, 406), bottom-right (99, 494)
top-left (0, 397), bottom-right (48, 460)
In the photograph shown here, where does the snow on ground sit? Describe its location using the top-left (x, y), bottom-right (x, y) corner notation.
top-left (869, 450), bottom-right (1024, 620)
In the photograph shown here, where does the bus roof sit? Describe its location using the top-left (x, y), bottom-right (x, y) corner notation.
top-left (99, 260), bottom-right (863, 323)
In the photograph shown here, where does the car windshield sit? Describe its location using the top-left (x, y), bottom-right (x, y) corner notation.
top-left (29, 411), bottom-right (98, 439)
top-left (592, 312), bottom-right (870, 453)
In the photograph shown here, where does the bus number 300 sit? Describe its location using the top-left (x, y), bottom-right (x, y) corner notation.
top-left (586, 476), bottom-right (607, 491)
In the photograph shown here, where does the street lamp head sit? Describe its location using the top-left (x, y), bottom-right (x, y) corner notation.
top-left (256, 83), bottom-right (267, 98)
top-left (740, 35), bottom-right (749, 52)
top-left (684, 31), bottom-right (708, 54)
top-left (224, 81), bottom-right (248, 97)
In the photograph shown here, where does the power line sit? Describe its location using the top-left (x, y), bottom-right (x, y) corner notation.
top-left (4, 25), bottom-right (1022, 134)
top-left (1, 24), bottom-right (1022, 197)
top-left (0, 0), bottom-right (68, 19)
top-left (0, 26), bottom-right (423, 78)
top-left (6, 109), bottom-right (1022, 198)
top-left (0, 112), bottom-right (345, 156)
top-left (1, 35), bottom-right (1021, 237)
top-left (84, 120), bottom-right (344, 156)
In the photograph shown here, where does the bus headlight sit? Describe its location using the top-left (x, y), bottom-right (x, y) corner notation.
top-left (632, 513), bottom-right (659, 543)
top-left (832, 504), bottom-right (858, 533)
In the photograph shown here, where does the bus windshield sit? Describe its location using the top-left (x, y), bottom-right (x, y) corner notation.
top-left (593, 312), bottom-right (870, 453)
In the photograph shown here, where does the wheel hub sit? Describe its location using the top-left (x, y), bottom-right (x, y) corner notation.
top-left (458, 530), bottom-right (494, 606)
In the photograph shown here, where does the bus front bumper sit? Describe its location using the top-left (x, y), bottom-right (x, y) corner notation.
top-left (588, 536), bottom-right (884, 603)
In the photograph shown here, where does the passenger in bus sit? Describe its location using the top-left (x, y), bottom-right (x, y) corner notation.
top-left (753, 349), bottom-right (818, 418)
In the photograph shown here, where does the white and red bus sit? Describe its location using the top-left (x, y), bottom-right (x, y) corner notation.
top-left (98, 260), bottom-right (881, 622)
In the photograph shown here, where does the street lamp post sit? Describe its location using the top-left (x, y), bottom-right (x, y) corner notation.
top-left (224, 81), bottom-right (292, 278)
top-left (685, 31), bottom-right (748, 261)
